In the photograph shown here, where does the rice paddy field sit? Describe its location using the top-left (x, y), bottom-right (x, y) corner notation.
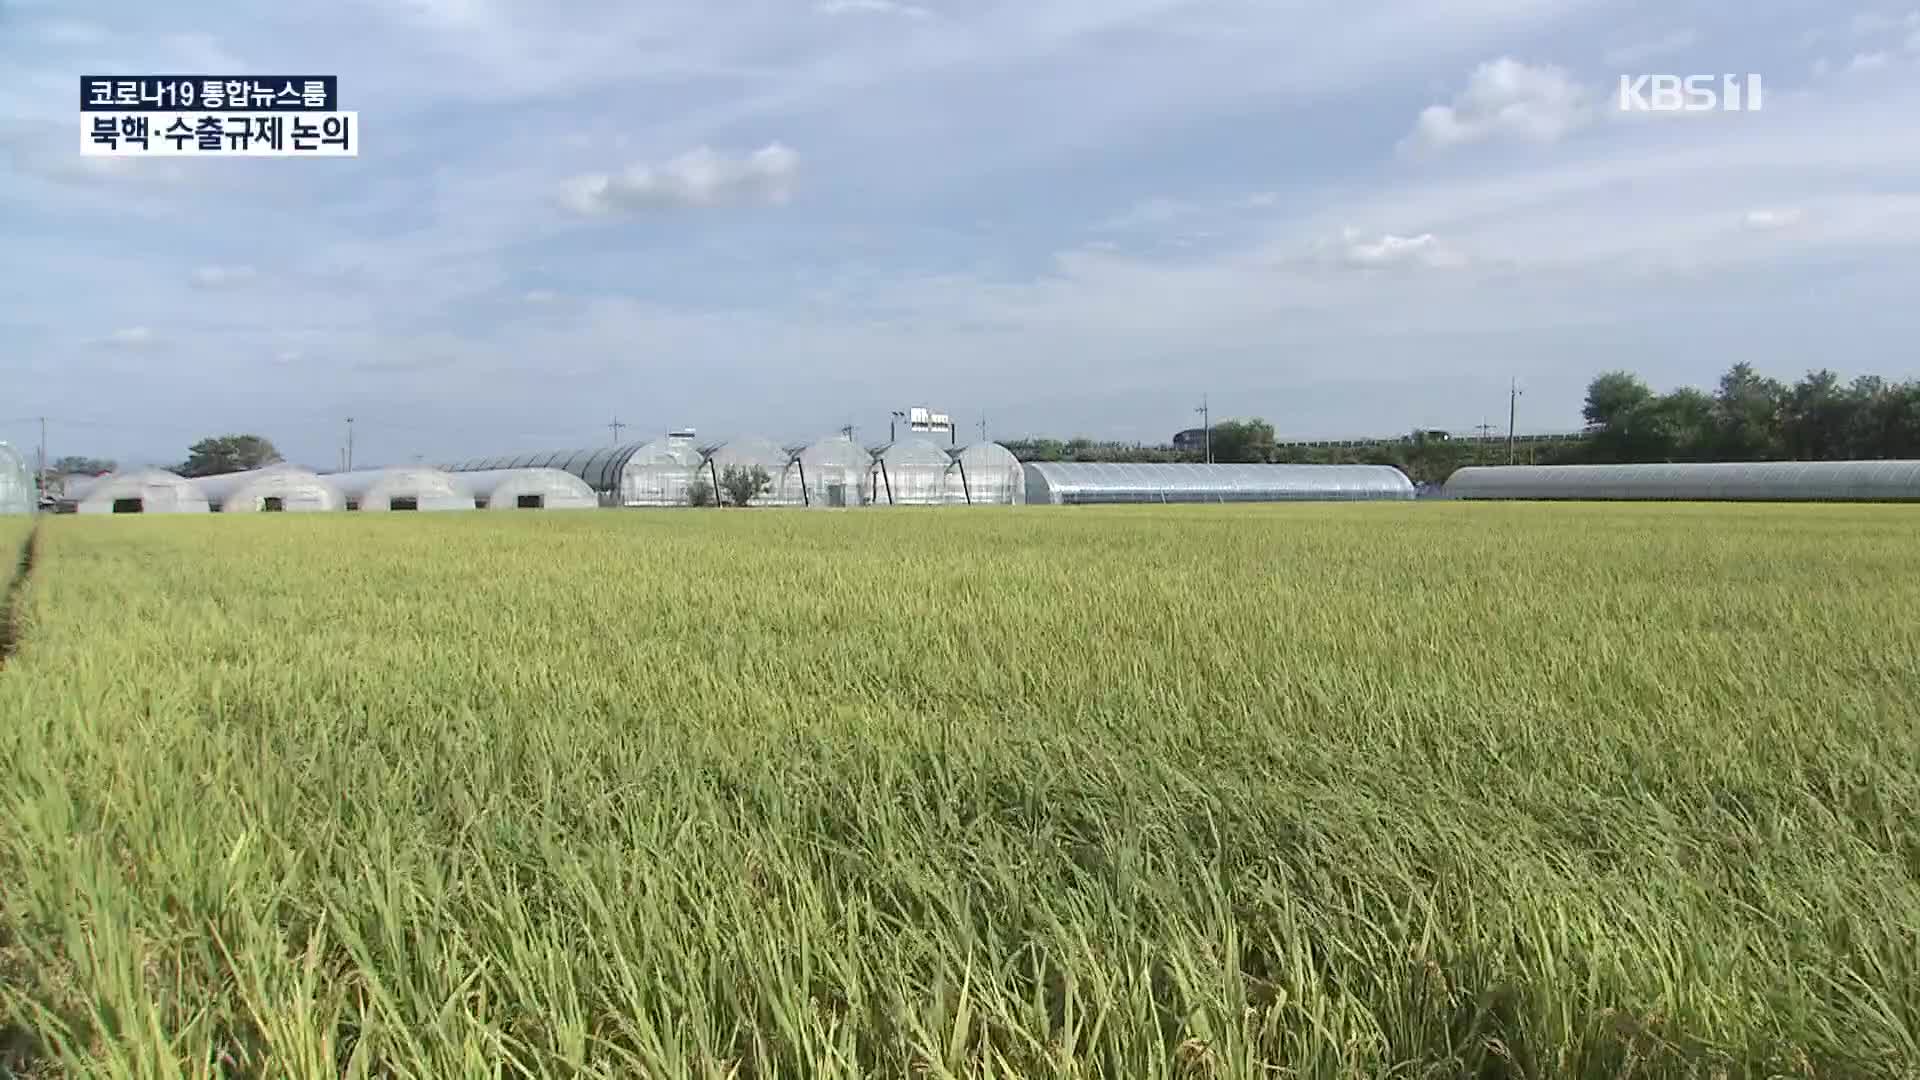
top-left (1, 503), bottom-right (1917, 1079)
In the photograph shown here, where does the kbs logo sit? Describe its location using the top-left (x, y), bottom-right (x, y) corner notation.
top-left (1617, 73), bottom-right (1763, 112)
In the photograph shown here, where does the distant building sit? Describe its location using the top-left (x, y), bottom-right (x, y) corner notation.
top-left (1172, 427), bottom-right (1209, 451)
top-left (905, 407), bottom-right (952, 436)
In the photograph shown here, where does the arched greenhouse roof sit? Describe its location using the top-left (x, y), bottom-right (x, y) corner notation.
top-left (0, 443), bottom-right (31, 514)
top-left (329, 468), bottom-right (474, 511)
top-left (869, 437), bottom-right (952, 505)
top-left (194, 465), bottom-right (346, 512)
top-left (1023, 462), bottom-right (1416, 505)
top-left (443, 443), bottom-right (652, 493)
top-left (945, 442), bottom-right (1025, 505)
top-left (456, 468), bottom-right (599, 510)
top-left (71, 469), bottom-right (211, 514)
top-left (1443, 460), bottom-right (1920, 501)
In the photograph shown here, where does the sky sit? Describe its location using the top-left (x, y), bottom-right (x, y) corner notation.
top-left (3, 0), bottom-right (1919, 469)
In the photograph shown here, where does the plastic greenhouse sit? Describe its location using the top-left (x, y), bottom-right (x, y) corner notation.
top-left (330, 468), bottom-right (474, 512)
top-left (944, 442), bottom-right (1026, 505)
top-left (443, 444), bottom-right (648, 496)
top-left (1444, 460), bottom-right (1920, 501)
top-left (1023, 462), bottom-right (1416, 505)
top-left (793, 435), bottom-right (870, 508)
top-left (457, 468), bottom-right (599, 510)
top-left (700, 438), bottom-right (801, 507)
top-left (0, 443), bottom-right (32, 514)
top-left (868, 437), bottom-right (952, 505)
top-left (194, 465), bottom-right (346, 512)
top-left (71, 469), bottom-right (212, 514)
top-left (619, 439), bottom-right (702, 506)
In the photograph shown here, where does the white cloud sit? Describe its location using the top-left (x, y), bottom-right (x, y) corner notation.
top-left (522, 289), bottom-right (558, 303)
top-left (1848, 50), bottom-right (1893, 72)
top-left (1338, 229), bottom-right (1468, 270)
top-left (558, 143), bottom-right (800, 215)
top-left (1403, 58), bottom-right (1591, 153)
top-left (1603, 29), bottom-right (1697, 67)
top-left (37, 20), bottom-right (107, 44)
top-left (97, 327), bottom-right (156, 348)
top-left (1849, 10), bottom-right (1920, 36)
top-left (190, 265), bottom-right (257, 288)
top-left (815, 0), bottom-right (932, 17)
top-left (1744, 208), bottom-right (1805, 231)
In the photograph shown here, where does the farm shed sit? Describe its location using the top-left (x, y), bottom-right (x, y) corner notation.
top-left (1443, 461), bottom-right (1920, 502)
top-left (620, 438), bottom-right (702, 506)
top-left (330, 468), bottom-right (474, 512)
top-left (869, 437), bottom-right (952, 505)
top-left (194, 465), bottom-right (346, 512)
top-left (700, 438), bottom-right (801, 506)
top-left (70, 469), bottom-right (211, 514)
top-left (457, 468), bottom-right (599, 510)
top-left (0, 443), bottom-right (31, 514)
top-left (1023, 462), bottom-right (1417, 505)
top-left (793, 435), bottom-right (870, 507)
top-left (944, 442), bottom-right (1026, 505)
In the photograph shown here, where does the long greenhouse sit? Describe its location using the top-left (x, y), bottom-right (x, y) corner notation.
top-left (794, 435), bottom-right (870, 507)
top-left (619, 439), bottom-right (702, 506)
top-left (330, 468), bottom-right (474, 512)
top-left (0, 443), bottom-right (31, 514)
top-left (69, 469), bottom-right (211, 514)
top-left (1022, 462), bottom-right (1416, 505)
top-left (194, 466), bottom-right (346, 513)
top-left (457, 468), bottom-right (600, 510)
top-left (1443, 461), bottom-right (1920, 501)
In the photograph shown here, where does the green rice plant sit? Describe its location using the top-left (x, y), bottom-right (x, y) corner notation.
top-left (0, 503), bottom-right (1916, 1078)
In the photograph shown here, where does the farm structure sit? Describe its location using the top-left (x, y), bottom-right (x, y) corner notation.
top-left (1444, 461), bottom-right (1920, 501)
top-left (1022, 462), bottom-right (1416, 505)
top-left (193, 466), bottom-right (346, 513)
top-left (456, 468), bottom-right (599, 511)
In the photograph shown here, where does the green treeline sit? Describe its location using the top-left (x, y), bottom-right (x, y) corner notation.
top-left (1003, 364), bottom-right (1920, 487)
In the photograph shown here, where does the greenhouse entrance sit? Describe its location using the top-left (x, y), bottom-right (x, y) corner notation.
top-left (261, 497), bottom-right (284, 512)
top-left (389, 497), bottom-right (419, 511)
top-left (825, 483), bottom-right (846, 508)
top-left (517, 494), bottom-right (543, 509)
top-left (111, 498), bottom-right (143, 514)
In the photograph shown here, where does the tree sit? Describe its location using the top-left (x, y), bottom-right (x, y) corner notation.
top-left (687, 477), bottom-right (717, 507)
top-left (1582, 371), bottom-right (1655, 431)
top-left (1209, 419), bottom-right (1276, 463)
top-left (717, 464), bottom-right (771, 507)
top-left (179, 434), bottom-right (281, 477)
top-left (1710, 362), bottom-right (1785, 460)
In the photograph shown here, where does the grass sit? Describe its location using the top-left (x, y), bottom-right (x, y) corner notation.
top-left (1, 503), bottom-right (1917, 1078)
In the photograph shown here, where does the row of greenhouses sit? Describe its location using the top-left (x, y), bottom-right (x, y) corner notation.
top-left (46, 465), bottom-right (600, 514)
top-left (0, 444), bottom-right (33, 515)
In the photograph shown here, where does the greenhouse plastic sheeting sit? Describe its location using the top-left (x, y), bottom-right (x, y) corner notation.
top-left (443, 443), bottom-right (650, 494)
top-left (71, 469), bottom-right (212, 514)
top-left (329, 468), bottom-right (474, 511)
top-left (945, 442), bottom-right (1025, 505)
top-left (1023, 462), bottom-right (1416, 505)
top-left (795, 435), bottom-right (870, 508)
top-left (0, 443), bottom-right (31, 514)
top-left (1443, 460), bottom-right (1920, 502)
top-left (619, 440), bottom-right (701, 506)
top-left (869, 438), bottom-right (952, 505)
top-left (455, 468), bottom-right (600, 510)
top-left (193, 465), bottom-right (346, 512)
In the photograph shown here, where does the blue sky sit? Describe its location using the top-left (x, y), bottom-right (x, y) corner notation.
top-left (3, 0), bottom-right (1918, 468)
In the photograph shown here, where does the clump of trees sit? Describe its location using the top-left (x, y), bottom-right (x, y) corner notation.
top-left (178, 434), bottom-right (282, 477)
top-left (689, 465), bottom-right (772, 508)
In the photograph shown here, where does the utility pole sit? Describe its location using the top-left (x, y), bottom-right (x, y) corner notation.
top-left (977, 415), bottom-right (988, 444)
top-left (890, 410), bottom-right (906, 443)
top-left (1195, 394), bottom-right (1211, 464)
top-left (345, 416), bottom-right (355, 472)
top-left (37, 416), bottom-right (47, 506)
top-left (841, 424), bottom-right (855, 442)
top-left (609, 417), bottom-right (626, 444)
top-left (1506, 380), bottom-right (1521, 465)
